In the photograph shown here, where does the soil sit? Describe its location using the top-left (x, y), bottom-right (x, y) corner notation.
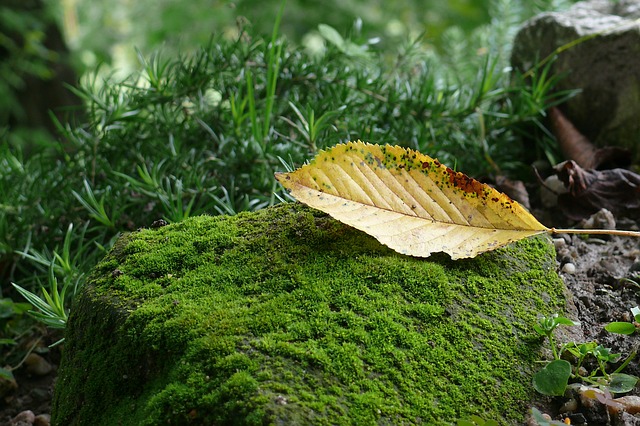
top-left (1, 211), bottom-right (640, 425)
top-left (544, 228), bottom-right (640, 426)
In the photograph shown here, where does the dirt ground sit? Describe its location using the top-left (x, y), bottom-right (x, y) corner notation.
top-left (2, 212), bottom-right (640, 425)
top-left (533, 218), bottom-right (640, 426)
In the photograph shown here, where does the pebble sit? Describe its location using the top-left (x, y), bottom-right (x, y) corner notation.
top-left (10, 410), bottom-right (35, 426)
top-left (559, 397), bottom-right (578, 413)
top-left (584, 238), bottom-right (608, 245)
top-left (33, 414), bottom-right (51, 426)
top-left (8, 411), bottom-right (50, 426)
top-left (562, 263), bottom-right (576, 274)
top-left (24, 353), bottom-right (52, 376)
top-left (553, 238), bottom-right (566, 249)
top-left (540, 175), bottom-right (568, 208)
top-left (580, 208), bottom-right (616, 230)
top-left (610, 395), bottom-right (640, 415)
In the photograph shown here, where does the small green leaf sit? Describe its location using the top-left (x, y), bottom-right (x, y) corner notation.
top-left (593, 345), bottom-right (620, 363)
top-left (631, 306), bottom-right (640, 322)
top-left (608, 373), bottom-right (638, 394)
top-left (569, 341), bottom-right (597, 357)
top-left (554, 316), bottom-right (577, 326)
top-left (605, 322), bottom-right (637, 335)
top-left (0, 367), bottom-right (15, 381)
top-left (533, 324), bottom-right (546, 336)
top-left (0, 338), bottom-right (16, 345)
top-left (533, 359), bottom-right (571, 396)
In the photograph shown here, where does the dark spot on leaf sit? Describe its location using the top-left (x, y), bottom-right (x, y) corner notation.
top-left (444, 167), bottom-right (485, 198)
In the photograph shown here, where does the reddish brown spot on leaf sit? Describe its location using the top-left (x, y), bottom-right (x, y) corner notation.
top-left (274, 141), bottom-right (549, 259)
top-left (445, 168), bottom-right (485, 198)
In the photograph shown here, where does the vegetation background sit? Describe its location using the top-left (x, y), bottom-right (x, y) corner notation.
top-left (1, 0), bottom-right (578, 393)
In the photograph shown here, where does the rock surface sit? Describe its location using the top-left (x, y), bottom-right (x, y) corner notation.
top-left (51, 204), bottom-right (566, 425)
top-left (511, 0), bottom-right (640, 162)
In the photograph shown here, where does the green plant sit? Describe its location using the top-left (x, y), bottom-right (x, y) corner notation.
top-left (3, 1), bottom-right (579, 338)
top-left (11, 265), bottom-right (70, 351)
top-left (533, 314), bottom-right (577, 359)
top-left (72, 179), bottom-right (121, 229)
top-left (532, 314), bottom-right (638, 397)
top-left (605, 306), bottom-right (640, 335)
top-left (12, 264), bottom-right (69, 333)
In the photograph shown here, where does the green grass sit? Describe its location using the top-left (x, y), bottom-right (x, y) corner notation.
top-left (1, 2), bottom-right (577, 353)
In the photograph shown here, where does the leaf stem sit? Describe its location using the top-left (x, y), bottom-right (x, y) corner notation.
top-left (549, 228), bottom-right (640, 238)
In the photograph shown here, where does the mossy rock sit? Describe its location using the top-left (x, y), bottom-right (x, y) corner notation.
top-left (52, 203), bottom-right (566, 425)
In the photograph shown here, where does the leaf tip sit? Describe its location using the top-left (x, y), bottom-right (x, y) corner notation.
top-left (274, 172), bottom-right (289, 184)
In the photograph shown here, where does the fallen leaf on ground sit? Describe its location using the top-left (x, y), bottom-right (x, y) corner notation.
top-left (549, 107), bottom-right (630, 169)
top-left (555, 160), bottom-right (640, 220)
top-left (275, 141), bottom-right (548, 259)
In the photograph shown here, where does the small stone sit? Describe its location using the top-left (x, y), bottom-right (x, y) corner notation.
top-left (562, 263), bottom-right (576, 274)
top-left (581, 208), bottom-right (616, 230)
top-left (275, 395), bottom-right (288, 405)
top-left (611, 395), bottom-right (640, 415)
top-left (10, 410), bottom-right (35, 426)
top-left (540, 175), bottom-right (568, 208)
top-left (30, 386), bottom-right (51, 402)
top-left (33, 414), bottom-right (51, 426)
top-left (24, 353), bottom-right (53, 376)
top-left (560, 397), bottom-right (578, 413)
top-left (553, 238), bottom-right (566, 249)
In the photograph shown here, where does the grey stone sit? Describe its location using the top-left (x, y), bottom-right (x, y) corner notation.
top-left (511, 0), bottom-right (640, 163)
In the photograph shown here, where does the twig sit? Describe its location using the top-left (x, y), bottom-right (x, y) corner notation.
top-left (550, 228), bottom-right (640, 238)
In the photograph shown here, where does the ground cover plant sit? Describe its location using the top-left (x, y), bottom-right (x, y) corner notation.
top-left (1, 0), bottom-right (587, 422)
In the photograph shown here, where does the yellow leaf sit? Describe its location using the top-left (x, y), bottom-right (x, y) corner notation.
top-left (275, 141), bottom-right (549, 259)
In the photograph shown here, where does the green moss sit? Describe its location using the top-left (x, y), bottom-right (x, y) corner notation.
top-left (52, 203), bottom-right (566, 425)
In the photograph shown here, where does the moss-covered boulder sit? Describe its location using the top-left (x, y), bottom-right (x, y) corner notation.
top-left (52, 204), bottom-right (565, 425)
